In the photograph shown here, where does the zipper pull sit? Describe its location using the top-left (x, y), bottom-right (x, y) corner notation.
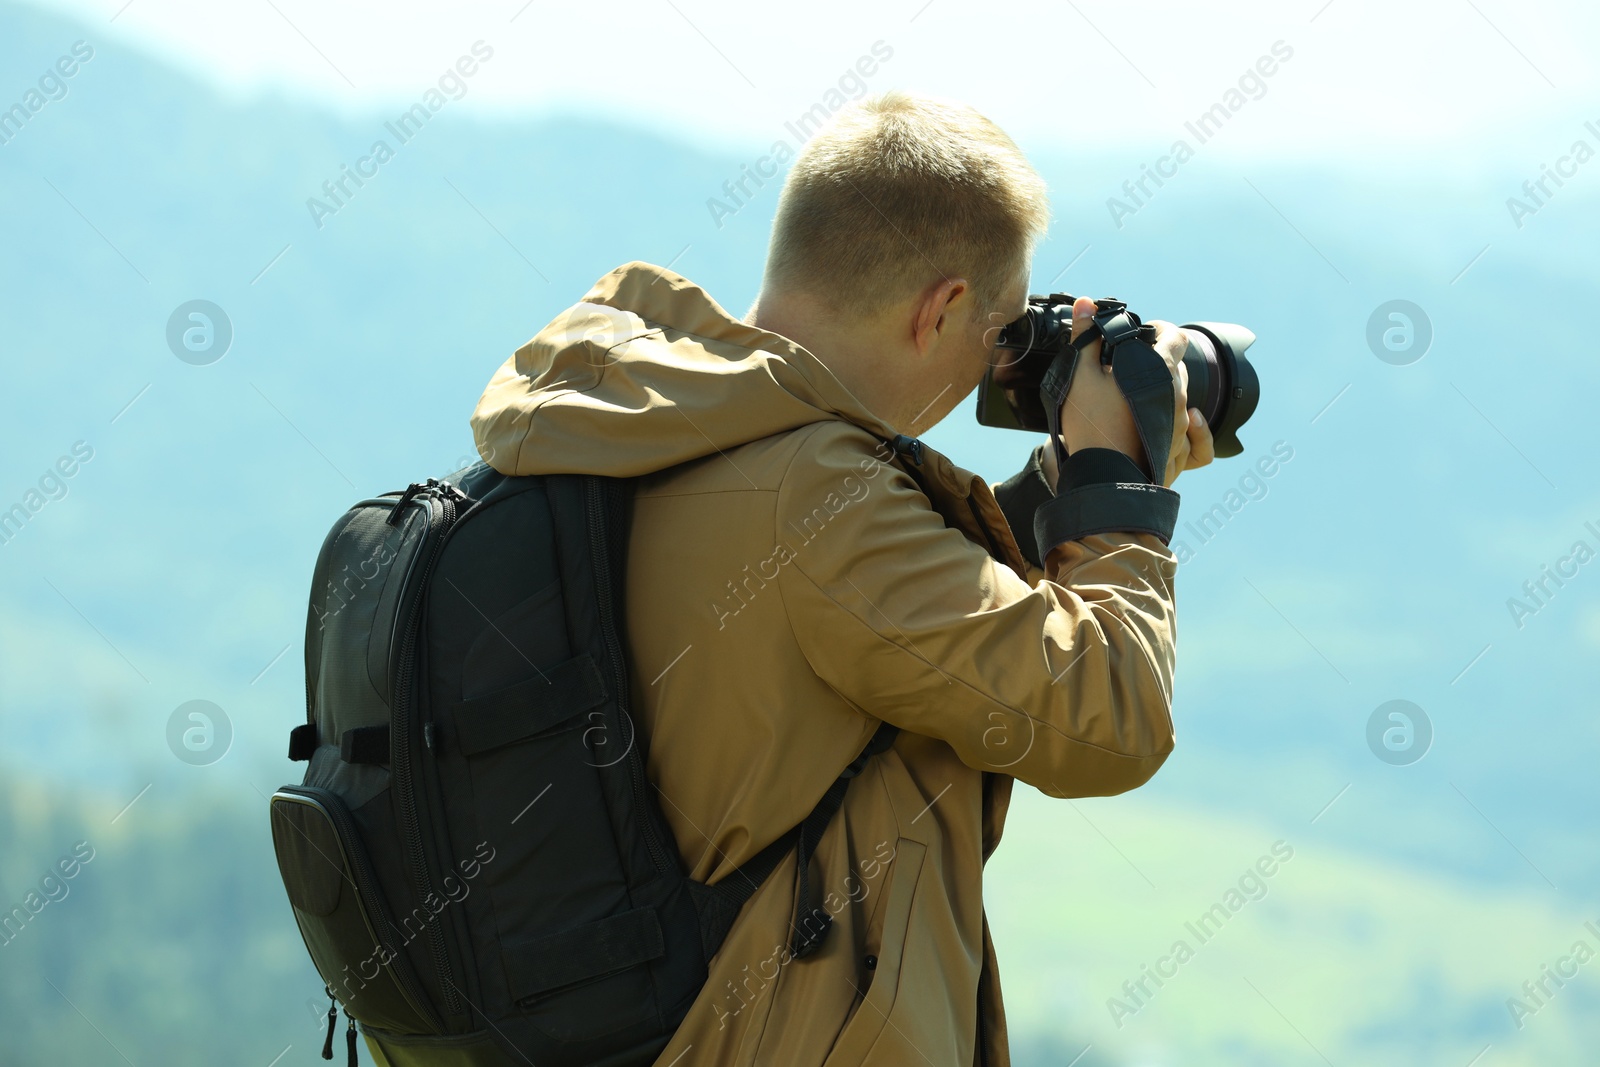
top-left (346, 1011), bottom-right (358, 1067)
top-left (422, 721), bottom-right (435, 750)
top-left (386, 482), bottom-right (426, 527)
top-left (427, 477), bottom-right (468, 504)
top-left (321, 987), bottom-right (337, 1059)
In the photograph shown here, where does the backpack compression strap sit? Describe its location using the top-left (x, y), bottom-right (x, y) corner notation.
top-left (691, 721), bottom-right (900, 962)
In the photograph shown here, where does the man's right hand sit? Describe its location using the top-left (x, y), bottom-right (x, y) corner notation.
top-left (1051, 295), bottom-right (1213, 488)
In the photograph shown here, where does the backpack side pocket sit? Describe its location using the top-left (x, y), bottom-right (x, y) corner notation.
top-left (271, 785), bottom-right (445, 1033)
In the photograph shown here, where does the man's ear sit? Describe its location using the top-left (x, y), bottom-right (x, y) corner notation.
top-left (911, 276), bottom-right (970, 357)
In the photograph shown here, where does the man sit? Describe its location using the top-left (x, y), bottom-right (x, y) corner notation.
top-left (471, 90), bottom-right (1212, 1067)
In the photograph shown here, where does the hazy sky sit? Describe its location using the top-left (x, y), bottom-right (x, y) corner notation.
top-left (16, 0), bottom-right (1597, 167)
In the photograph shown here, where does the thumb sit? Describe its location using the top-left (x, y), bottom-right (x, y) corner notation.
top-left (1069, 296), bottom-right (1107, 371)
top-left (1069, 296), bottom-right (1095, 341)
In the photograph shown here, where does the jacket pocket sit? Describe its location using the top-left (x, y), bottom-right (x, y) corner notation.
top-left (821, 838), bottom-right (927, 1067)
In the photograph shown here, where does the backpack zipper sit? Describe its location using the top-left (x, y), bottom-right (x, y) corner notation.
top-left (584, 478), bottom-right (675, 877)
top-left (390, 485), bottom-right (466, 1018)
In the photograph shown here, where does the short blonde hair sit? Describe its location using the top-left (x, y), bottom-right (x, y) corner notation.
top-left (763, 90), bottom-right (1050, 317)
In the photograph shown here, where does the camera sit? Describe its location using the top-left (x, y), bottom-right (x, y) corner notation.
top-left (975, 293), bottom-right (1260, 459)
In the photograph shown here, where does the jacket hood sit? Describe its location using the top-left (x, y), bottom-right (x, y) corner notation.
top-left (470, 261), bottom-right (899, 477)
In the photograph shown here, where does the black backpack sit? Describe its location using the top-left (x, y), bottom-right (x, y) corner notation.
top-left (269, 462), bottom-right (897, 1067)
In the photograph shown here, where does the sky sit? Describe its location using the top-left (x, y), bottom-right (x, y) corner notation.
top-left (16, 0), bottom-right (1600, 169)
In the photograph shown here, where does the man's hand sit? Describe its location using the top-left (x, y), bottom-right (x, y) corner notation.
top-left (1051, 296), bottom-right (1215, 488)
top-left (1144, 314), bottom-right (1216, 487)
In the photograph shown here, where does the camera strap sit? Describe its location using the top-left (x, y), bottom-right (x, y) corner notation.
top-left (1110, 339), bottom-right (1178, 487)
top-left (1039, 300), bottom-right (1174, 486)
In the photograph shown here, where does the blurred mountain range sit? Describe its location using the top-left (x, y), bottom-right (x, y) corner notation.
top-left (1, 2), bottom-right (1597, 1063)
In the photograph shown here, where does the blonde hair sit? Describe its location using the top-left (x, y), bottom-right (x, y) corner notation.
top-left (763, 90), bottom-right (1050, 317)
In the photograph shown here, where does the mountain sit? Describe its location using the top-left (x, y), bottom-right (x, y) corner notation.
top-left (2, 2), bottom-right (1598, 1063)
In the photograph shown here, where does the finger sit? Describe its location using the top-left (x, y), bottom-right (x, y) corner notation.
top-left (1069, 296), bottom-right (1107, 372)
top-left (1069, 296), bottom-right (1095, 340)
top-left (1185, 407), bottom-right (1216, 469)
top-left (1168, 404), bottom-right (1190, 470)
top-left (1166, 425), bottom-right (1191, 487)
top-left (1145, 320), bottom-right (1190, 368)
top-left (1172, 353), bottom-right (1190, 426)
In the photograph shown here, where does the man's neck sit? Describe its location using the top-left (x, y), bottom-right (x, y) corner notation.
top-left (747, 292), bottom-right (906, 431)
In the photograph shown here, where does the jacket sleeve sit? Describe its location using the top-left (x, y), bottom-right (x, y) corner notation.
top-left (774, 422), bottom-right (1177, 798)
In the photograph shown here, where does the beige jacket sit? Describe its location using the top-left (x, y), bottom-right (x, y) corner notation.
top-left (470, 262), bottom-right (1179, 1066)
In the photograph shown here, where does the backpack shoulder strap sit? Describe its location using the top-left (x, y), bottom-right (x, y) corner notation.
top-left (689, 721), bottom-right (900, 962)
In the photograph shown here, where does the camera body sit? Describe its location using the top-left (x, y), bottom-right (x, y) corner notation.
top-left (975, 293), bottom-right (1260, 459)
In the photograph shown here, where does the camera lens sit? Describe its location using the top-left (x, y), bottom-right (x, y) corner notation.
top-left (1179, 321), bottom-right (1259, 459)
top-left (1181, 329), bottom-right (1223, 427)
